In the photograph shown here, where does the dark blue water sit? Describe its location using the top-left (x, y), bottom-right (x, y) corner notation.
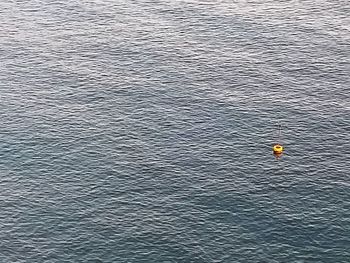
top-left (0, 1), bottom-right (349, 262)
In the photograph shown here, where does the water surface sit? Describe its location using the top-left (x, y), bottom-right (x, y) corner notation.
top-left (0, 0), bottom-right (349, 262)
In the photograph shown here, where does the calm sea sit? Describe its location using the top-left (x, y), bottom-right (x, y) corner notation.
top-left (0, 0), bottom-right (349, 262)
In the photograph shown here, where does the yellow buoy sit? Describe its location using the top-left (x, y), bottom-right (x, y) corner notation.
top-left (273, 144), bottom-right (283, 154)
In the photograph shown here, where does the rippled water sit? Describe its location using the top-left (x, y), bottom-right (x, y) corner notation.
top-left (0, 0), bottom-right (349, 262)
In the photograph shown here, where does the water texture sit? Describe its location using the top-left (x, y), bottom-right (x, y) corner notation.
top-left (0, 0), bottom-right (349, 262)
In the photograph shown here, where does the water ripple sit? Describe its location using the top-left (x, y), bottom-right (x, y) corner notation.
top-left (0, 0), bottom-right (349, 262)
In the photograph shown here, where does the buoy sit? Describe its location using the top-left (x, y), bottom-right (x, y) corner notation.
top-left (273, 144), bottom-right (283, 154)
top-left (273, 123), bottom-right (284, 157)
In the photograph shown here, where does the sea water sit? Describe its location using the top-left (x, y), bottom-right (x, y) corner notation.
top-left (0, 1), bottom-right (349, 262)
